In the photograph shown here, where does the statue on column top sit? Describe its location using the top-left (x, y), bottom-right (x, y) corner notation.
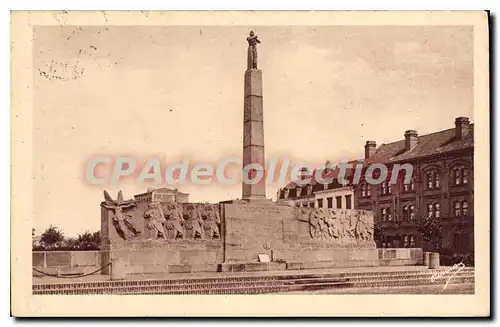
top-left (247, 30), bottom-right (261, 70)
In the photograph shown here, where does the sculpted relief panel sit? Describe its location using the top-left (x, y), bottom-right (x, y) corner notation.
top-left (296, 207), bottom-right (375, 244)
top-left (102, 191), bottom-right (221, 242)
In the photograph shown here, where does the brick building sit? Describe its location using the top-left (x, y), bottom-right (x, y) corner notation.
top-left (354, 117), bottom-right (474, 258)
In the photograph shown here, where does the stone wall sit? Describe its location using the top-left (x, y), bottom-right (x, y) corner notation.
top-left (32, 251), bottom-right (102, 276)
top-left (33, 247), bottom-right (423, 277)
top-left (104, 240), bottom-right (223, 274)
top-left (93, 195), bottom-right (424, 275)
top-left (222, 203), bottom-right (380, 268)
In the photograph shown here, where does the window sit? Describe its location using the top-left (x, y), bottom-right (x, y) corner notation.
top-left (409, 235), bottom-right (416, 248)
top-left (345, 195), bottom-right (352, 209)
top-left (284, 188), bottom-right (290, 199)
top-left (409, 205), bottom-right (415, 220)
top-left (403, 235), bottom-right (409, 248)
top-left (296, 187), bottom-right (302, 197)
top-left (454, 201), bottom-right (461, 216)
top-left (381, 207), bottom-right (392, 221)
top-left (454, 201), bottom-right (469, 217)
top-left (381, 207), bottom-right (387, 221)
top-left (427, 202), bottom-right (440, 218)
top-left (381, 181), bottom-right (391, 195)
top-left (327, 197), bottom-right (333, 209)
top-left (427, 172), bottom-right (433, 189)
top-left (427, 203), bottom-right (433, 217)
top-left (361, 184), bottom-right (367, 197)
top-left (403, 176), bottom-right (416, 192)
top-left (402, 205), bottom-right (409, 220)
top-left (367, 185), bottom-right (371, 196)
top-left (426, 170), bottom-right (441, 189)
top-left (309, 202), bottom-right (314, 208)
top-left (453, 166), bottom-right (469, 185)
top-left (454, 168), bottom-right (461, 185)
top-left (307, 184), bottom-right (313, 195)
top-left (462, 201), bottom-right (468, 216)
top-left (317, 198), bottom-right (323, 208)
top-left (336, 196), bottom-right (342, 209)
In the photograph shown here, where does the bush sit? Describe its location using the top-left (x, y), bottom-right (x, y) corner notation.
top-left (440, 250), bottom-right (474, 267)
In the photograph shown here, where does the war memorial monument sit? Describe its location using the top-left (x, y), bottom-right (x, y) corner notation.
top-left (31, 31), bottom-right (475, 295)
top-left (97, 31), bottom-right (420, 277)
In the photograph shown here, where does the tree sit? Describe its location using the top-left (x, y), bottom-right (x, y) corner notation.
top-left (39, 225), bottom-right (65, 250)
top-left (75, 231), bottom-right (101, 250)
top-left (63, 237), bottom-right (79, 250)
top-left (417, 215), bottom-right (443, 251)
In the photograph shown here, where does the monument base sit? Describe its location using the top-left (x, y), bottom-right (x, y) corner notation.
top-left (241, 197), bottom-right (275, 205)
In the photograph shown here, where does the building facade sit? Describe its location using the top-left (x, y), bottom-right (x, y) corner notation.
top-left (277, 162), bottom-right (356, 210)
top-left (354, 117), bottom-right (474, 258)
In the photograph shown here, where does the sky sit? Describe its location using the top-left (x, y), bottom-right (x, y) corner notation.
top-left (33, 25), bottom-right (474, 236)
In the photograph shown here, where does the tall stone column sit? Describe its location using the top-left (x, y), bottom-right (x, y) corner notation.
top-left (242, 31), bottom-right (266, 201)
top-left (242, 69), bottom-right (266, 200)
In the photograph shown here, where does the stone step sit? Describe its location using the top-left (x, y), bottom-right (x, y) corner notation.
top-left (352, 277), bottom-right (475, 288)
top-left (285, 283), bottom-right (475, 294)
top-left (33, 276), bottom-right (476, 295)
top-left (342, 268), bottom-right (474, 277)
top-left (32, 270), bottom-right (474, 295)
top-left (33, 277), bottom-right (353, 293)
top-left (33, 269), bottom-right (474, 291)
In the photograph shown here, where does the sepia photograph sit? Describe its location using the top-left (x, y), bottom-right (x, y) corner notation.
top-left (10, 10), bottom-right (490, 316)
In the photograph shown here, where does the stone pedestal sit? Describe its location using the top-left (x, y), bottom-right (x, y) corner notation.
top-left (110, 257), bottom-right (127, 280)
top-left (242, 69), bottom-right (266, 201)
top-left (429, 252), bottom-right (440, 269)
top-left (423, 251), bottom-right (431, 266)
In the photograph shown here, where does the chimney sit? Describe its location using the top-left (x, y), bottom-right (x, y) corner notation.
top-left (455, 117), bottom-right (470, 139)
top-left (404, 130), bottom-right (418, 151)
top-left (365, 141), bottom-right (376, 159)
top-left (325, 160), bottom-right (332, 169)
